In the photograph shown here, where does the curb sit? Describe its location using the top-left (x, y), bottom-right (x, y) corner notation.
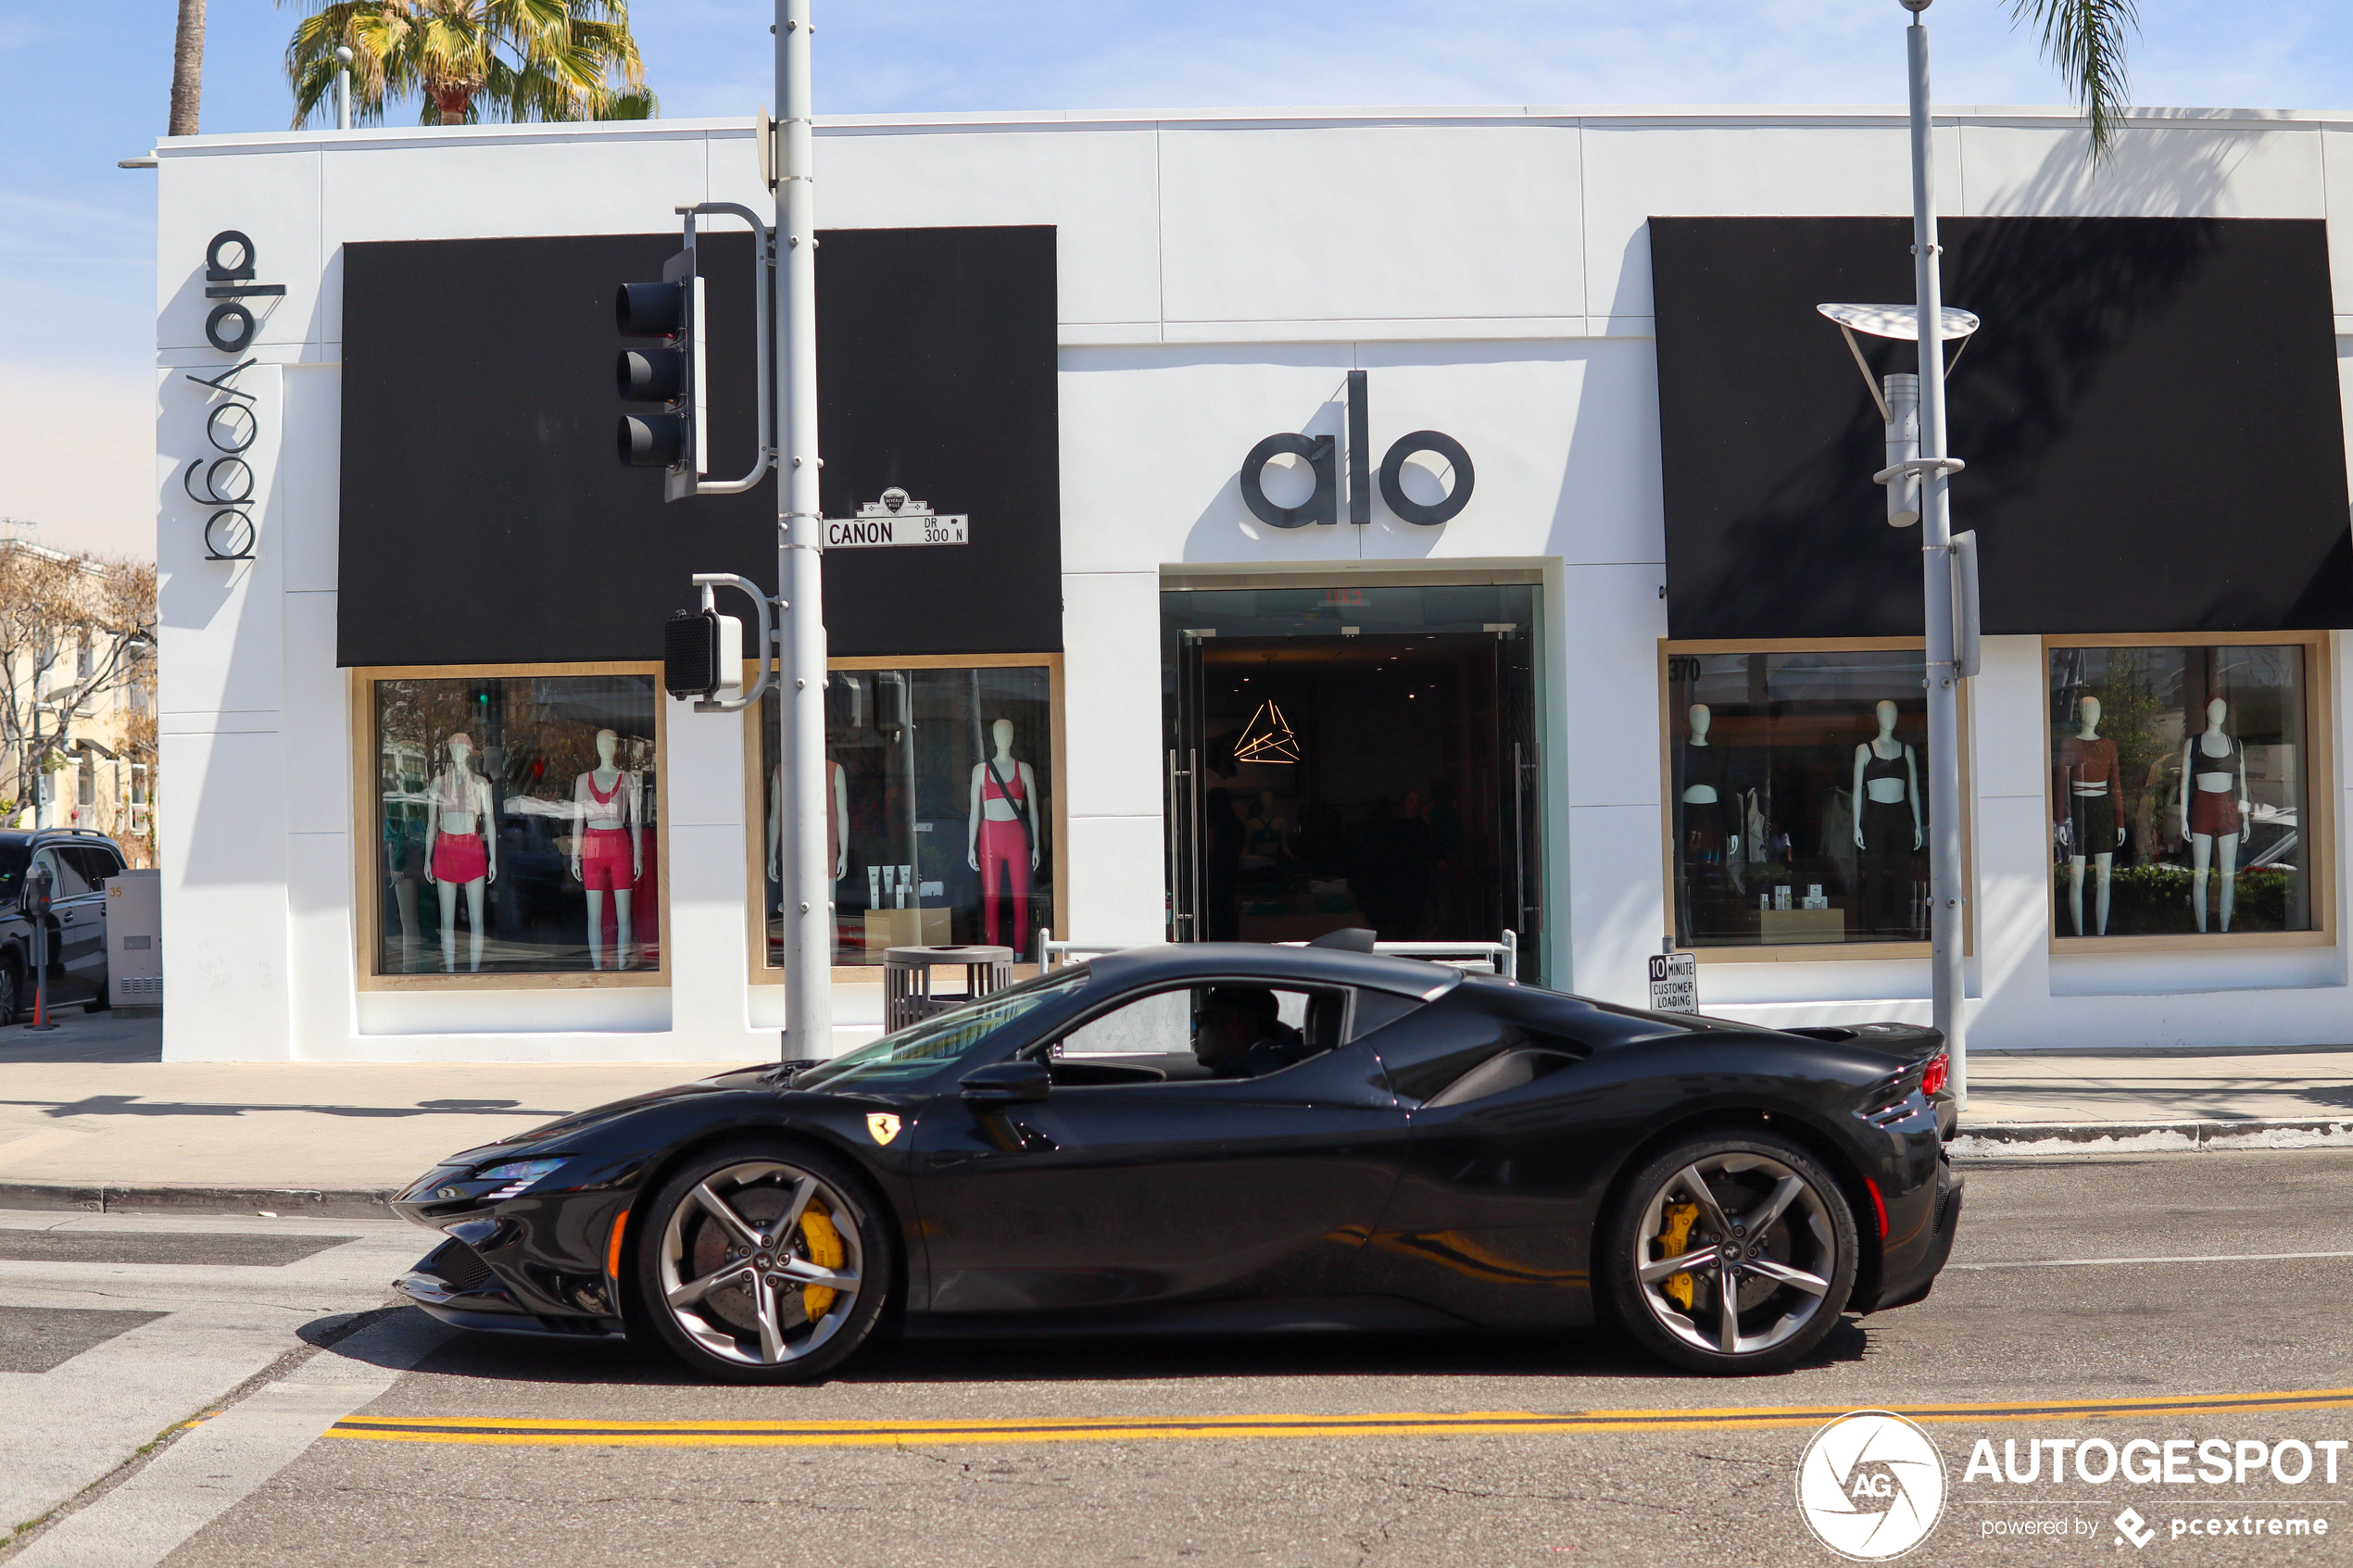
top-left (0, 1182), bottom-right (399, 1218)
top-left (1951, 1116), bottom-right (2353, 1157)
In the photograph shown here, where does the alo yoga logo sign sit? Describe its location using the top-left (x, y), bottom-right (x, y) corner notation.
top-left (1797, 1411), bottom-right (1949, 1561)
top-left (1239, 370), bottom-right (1473, 530)
top-left (180, 230), bottom-right (283, 561)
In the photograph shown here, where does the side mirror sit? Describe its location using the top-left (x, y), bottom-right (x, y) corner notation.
top-left (960, 1060), bottom-right (1050, 1107)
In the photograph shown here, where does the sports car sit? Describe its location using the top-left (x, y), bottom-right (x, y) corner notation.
top-left (390, 935), bottom-right (1962, 1380)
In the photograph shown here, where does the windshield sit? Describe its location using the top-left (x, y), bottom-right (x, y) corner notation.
top-left (792, 968), bottom-right (1091, 1092)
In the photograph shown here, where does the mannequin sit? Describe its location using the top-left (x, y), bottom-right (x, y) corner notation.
top-left (1676, 704), bottom-right (1736, 939)
top-left (768, 759), bottom-right (849, 891)
top-left (2056, 696), bottom-right (2125, 935)
top-left (2178, 696), bottom-right (2251, 933)
top-left (966, 718), bottom-right (1041, 949)
top-left (1852, 701), bottom-right (1923, 935)
top-left (569, 730), bottom-right (643, 970)
top-left (422, 733), bottom-right (496, 972)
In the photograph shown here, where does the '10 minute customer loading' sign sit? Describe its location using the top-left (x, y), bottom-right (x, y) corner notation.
top-left (824, 487), bottom-right (968, 549)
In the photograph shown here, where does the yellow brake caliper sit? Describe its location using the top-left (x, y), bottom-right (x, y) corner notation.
top-left (797, 1198), bottom-right (845, 1321)
top-left (1655, 1201), bottom-right (1699, 1311)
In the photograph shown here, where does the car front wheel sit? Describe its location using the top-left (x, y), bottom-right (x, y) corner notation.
top-left (633, 1139), bottom-right (892, 1384)
top-left (1601, 1131), bottom-right (1857, 1375)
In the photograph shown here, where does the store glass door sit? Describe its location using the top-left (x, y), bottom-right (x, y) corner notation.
top-left (1163, 583), bottom-right (1542, 980)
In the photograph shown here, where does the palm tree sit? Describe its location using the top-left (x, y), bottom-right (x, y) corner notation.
top-left (281, 0), bottom-right (656, 129)
top-left (170, 0), bottom-right (207, 135)
top-left (2009, 0), bottom-right (2139, 154)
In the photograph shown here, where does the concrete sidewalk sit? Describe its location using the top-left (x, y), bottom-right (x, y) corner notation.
top-left (2, 1009), bottom-right (2350, 1213)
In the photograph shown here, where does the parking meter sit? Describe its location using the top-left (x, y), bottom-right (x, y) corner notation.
top-left (21, 863), bottom-right (53, 1030)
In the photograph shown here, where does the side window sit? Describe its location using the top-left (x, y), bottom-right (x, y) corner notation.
top-left (1058, 988), bottom-right (1194, 1057)
top-left (31, 850), bottom-right (91, 899)
top-left (65, 847), bottom-right (121, 891)
top-left (1053, 983), bottom-right (1344, 1081)
top-left (1347, 990), bottom-right (1425, 1042)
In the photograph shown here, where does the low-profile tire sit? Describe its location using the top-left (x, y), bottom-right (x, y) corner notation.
top-left (1600, 1130), bottom-right (1857, 1376)
top-left (633, 1138), bottom-right (893, 1384)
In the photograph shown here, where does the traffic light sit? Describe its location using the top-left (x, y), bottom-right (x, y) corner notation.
top-left (615, 248), bottom-right (706, 500)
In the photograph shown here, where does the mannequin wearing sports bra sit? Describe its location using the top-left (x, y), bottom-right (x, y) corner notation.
top-left (2055, 696), bottom-right (2125, 936)
top-left (2177, 697), bottom-right (2251, 933)
top-left (966, 719), bottom-right (1040, 950)
top-left (422, 732), bottom-right (496, 972)
top-left (1675, 704), bottom-right (1738, 941)
top-left (569, 729), bottom-right (644, 970)
top-left (1852, 700), bottom-right (1923, 936)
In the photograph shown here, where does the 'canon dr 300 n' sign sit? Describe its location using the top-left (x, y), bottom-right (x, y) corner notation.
top-left (1239, 370), bottom-right (1474, 530)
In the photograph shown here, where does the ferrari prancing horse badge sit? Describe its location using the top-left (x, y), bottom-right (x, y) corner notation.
top-left (866, 1113), bottom-right (901, 1146)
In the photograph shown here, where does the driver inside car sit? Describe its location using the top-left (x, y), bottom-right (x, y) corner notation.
top-left (1191, 986), bottom-right (1307, 1079)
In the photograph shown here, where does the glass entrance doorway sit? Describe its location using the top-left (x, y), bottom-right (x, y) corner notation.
top-left (1163, 583), bottom-right (1542, 979)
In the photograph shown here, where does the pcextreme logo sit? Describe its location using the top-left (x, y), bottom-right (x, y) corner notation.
top-left (1796, 1411), bottom-right (1949, 1561)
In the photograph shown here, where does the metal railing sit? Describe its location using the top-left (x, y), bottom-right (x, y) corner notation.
top-left (1035, 927), bottom-right (1519, 977)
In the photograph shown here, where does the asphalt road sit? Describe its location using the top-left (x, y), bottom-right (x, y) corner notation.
top-left (7, 1150), bottom-right (2353, 1567)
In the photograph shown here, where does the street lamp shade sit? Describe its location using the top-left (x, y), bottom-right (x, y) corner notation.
top-left (1816, 302), bottom-right (1979, 341)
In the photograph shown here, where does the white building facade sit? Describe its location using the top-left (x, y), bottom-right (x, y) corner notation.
top-left (152, 105), bottom-right (2353, 1062)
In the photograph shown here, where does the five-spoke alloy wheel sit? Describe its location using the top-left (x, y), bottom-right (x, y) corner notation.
top-left (635, 1140), bottom-right (892, 1383)
top-left (1602, 1132), bottom-right (1856, 1374)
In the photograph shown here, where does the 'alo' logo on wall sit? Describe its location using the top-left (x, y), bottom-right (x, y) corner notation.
top-left (1239, 370), bottom-right (1474, 530)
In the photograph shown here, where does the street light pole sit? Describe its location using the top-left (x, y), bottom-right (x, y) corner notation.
top-left (1903, 0), bottom-right (1969, 1103)
top-left (774, 0), bottom-right (832, 1061)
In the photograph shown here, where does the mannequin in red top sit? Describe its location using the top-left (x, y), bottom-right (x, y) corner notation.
top-left (967, 719), bottom-right (1040, 950)
top-left (570, 729), bottom-right (643, 969)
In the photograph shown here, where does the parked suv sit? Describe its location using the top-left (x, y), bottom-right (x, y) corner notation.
top-left (0, 830), bottom-right (132, 1022)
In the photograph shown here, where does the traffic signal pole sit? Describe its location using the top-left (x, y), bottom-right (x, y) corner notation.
top-left (774, 0), bottom-right (832, 1062)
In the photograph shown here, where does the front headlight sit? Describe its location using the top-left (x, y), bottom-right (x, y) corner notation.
top-left (474, 1158), bottom-right (570, 1201)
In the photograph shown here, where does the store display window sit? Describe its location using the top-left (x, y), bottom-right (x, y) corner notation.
top-left (760, 661), bottom-right (1055, 968)
top-left (370, 673), bottom-right (661, 977)
top-left (1666, 647), bottom-right (1931, 948)
top-left (2046, 642), bottom-right (2317, 939)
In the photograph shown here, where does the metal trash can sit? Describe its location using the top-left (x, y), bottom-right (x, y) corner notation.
top-left (882, 945), bottom-right (1016, 1033)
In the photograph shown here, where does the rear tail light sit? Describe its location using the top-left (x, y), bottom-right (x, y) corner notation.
top-left (1919, 1051), bottom-right (1950, 1098)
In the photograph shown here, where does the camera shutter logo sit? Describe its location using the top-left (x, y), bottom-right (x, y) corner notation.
top-left (1794, 1411), bottom-right (1947, 1561)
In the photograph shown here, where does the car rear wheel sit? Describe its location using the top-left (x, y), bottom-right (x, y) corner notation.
top-left (634, 1140), bottom-right (892, 1384)
top-left (0, 960), bottom-right (18, 1025)
top-left (1601, 1131), bottom-right (1856, 1375)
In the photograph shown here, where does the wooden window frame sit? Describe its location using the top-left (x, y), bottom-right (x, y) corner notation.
top-left (350, 662), bottom-right (670, 992)
top-left (1657, 637), bottom-right (1974, 964)
top-left (2042, 631), bottom-right (2336, 955)
top-left (744, 652), bottom-right (1069, 985)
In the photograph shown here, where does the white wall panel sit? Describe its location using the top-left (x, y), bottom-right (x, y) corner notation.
top-left (1558, 564), bottom-right (1668, 809)
top-left (280, 592), bottom-right (346, 836)
top-left (158, 362), bottom-right (283, 718)
top-left (1060, 572), bottom-right (1164, 818)
top-left (812, 127), bottom-right (1164, 327)
top-left (1063, 813), bottom-right (1166, 947)
top-left (1959, 121), bottom-right (2324, 220)
top-left (160, 729), bottom-right (290, 1062)
top-left (1057, 345), bottom-right (1360, 574)
top-left (1158, 125), bottom-right (1582, 326)
top-left (1579, 122), bottom-right (1941, 320)
top-left (276, 364), bottom-right (340, 594)
top-left (157, 148), bottom-right (322, 358)
top-left (1565, 802), bottom-right (1665, 1007)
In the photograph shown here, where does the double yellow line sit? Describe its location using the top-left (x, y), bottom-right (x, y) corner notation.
top-left (329, 1386), bottom-right (2353, 1449)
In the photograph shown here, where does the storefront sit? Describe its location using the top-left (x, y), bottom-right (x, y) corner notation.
top-left (151, 106), bottom-right (2353, 1062)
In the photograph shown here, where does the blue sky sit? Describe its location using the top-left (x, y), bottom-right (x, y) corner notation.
top-left (2, 0), bottom-right (2345, 558)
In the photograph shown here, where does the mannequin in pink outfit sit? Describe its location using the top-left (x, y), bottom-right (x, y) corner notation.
top-left (569, 729), bottom-right (643, 969)
top-left (966, 719), bottom-right (1040, 949)
top-left (422, 733), bottom-right (496, 972)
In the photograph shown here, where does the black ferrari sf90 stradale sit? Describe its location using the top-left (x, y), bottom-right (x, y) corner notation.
top-left (391, 936), bottom-right (1961, 1380)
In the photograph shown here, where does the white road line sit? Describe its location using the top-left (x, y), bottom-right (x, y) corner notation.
top-left (6, 1310), bottom-right (450, 1568)
top-left (1953, 1249), bottom-right (2353, 1271)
